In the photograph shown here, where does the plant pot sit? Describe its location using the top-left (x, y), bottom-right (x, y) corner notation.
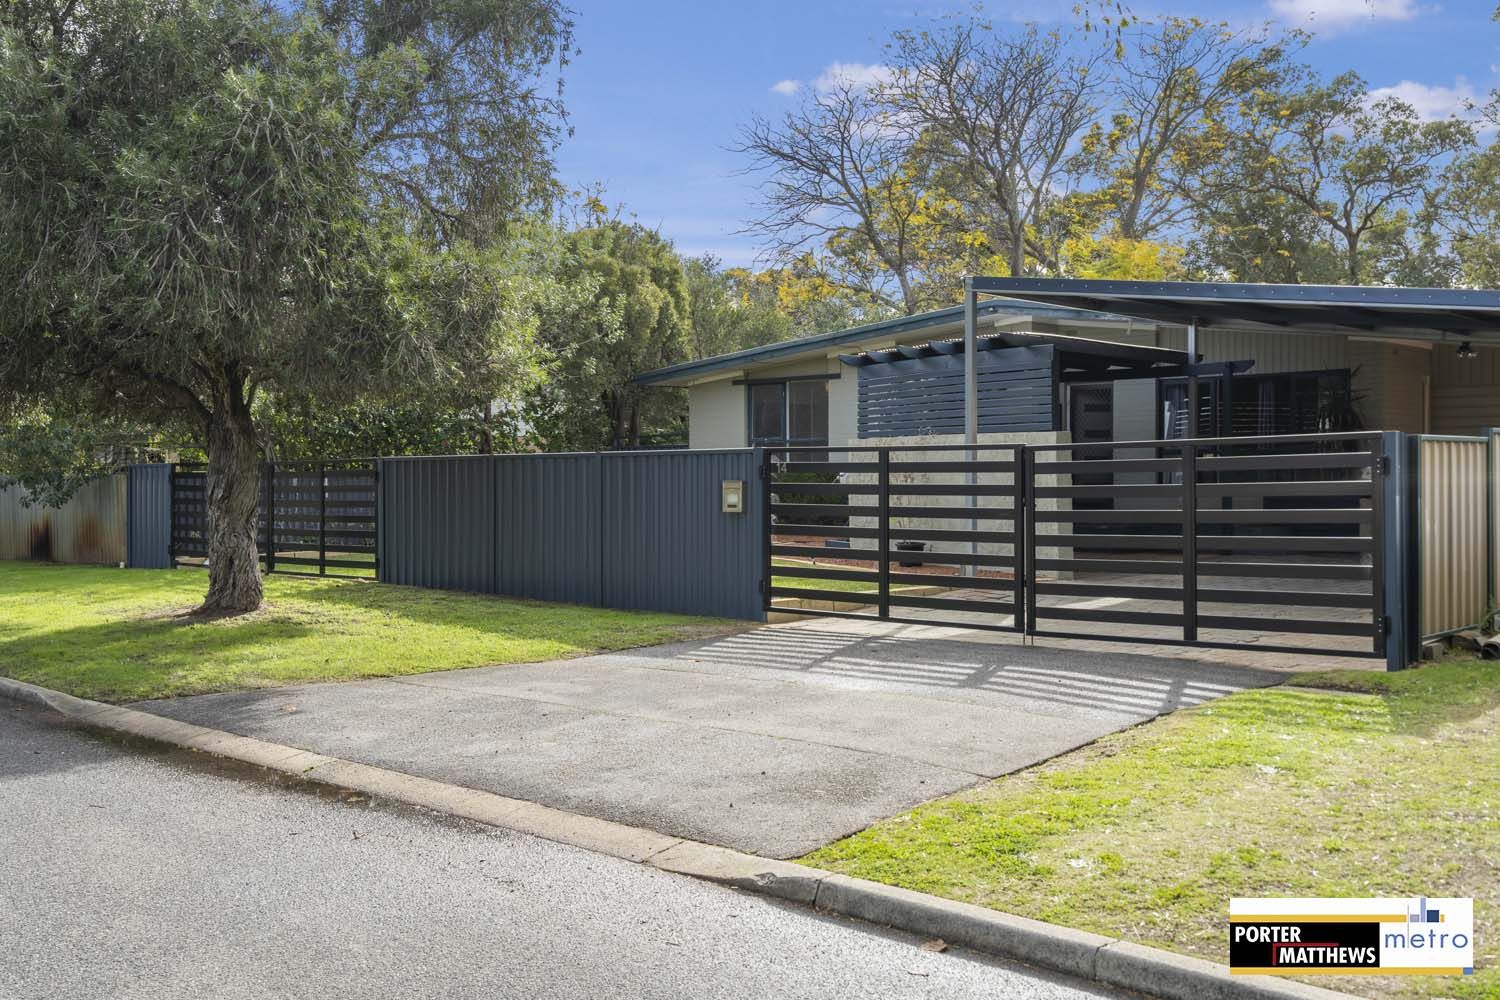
top-left (895, 540), bottom-right (926, 567)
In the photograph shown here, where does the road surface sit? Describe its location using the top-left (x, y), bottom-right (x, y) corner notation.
top-left (0, 701), bottom-right (1130, 1000)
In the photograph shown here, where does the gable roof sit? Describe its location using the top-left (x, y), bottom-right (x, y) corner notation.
top-left (633, 299), bottom-right (1137, 386)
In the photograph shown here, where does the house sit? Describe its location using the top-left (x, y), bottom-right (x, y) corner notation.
top-left (634, 282), bottom-right (1500, 450)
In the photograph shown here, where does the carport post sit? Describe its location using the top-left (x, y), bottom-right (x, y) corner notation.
top-left (964, 280), bottom-right (978, 577)
top-left (1186, 318), bottom-right (1200, 438)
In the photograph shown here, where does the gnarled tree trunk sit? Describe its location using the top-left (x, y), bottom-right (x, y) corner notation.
top-left (200, 383), bottom-right (264, 613)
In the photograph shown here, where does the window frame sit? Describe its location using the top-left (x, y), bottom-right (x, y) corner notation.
top-left (740, 374), bottom-right (835, 448)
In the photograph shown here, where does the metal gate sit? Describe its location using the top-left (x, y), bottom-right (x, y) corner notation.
top-left (764, 444), bottom-right (1024, 632)
top-left (171, 460), bottom-right (378, 578)
top-left (764, 431), bottom-right (1386, 658)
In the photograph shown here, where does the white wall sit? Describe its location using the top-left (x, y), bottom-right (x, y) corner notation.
top-left (687, 379), bottom-right (745, 450)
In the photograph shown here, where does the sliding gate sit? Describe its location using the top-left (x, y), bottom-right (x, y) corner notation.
top-left (764, 431), bottom-right (1386, 657)
top-left (765, 444), bottom-right (1025, 632)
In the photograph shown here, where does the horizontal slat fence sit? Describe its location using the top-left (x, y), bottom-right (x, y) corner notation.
top-left (171, 461), bottom-right (377, 578)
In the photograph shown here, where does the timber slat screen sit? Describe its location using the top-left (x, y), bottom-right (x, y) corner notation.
top-left (170, 460), bottom-right (377, 578)
top-left (764, 444), bottom-right (1025, 632)
top-left (764, 431), bottom-right (1385, 658)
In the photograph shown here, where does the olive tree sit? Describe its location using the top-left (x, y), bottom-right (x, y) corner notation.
top-left (0, 0), bottom-right (569, 611)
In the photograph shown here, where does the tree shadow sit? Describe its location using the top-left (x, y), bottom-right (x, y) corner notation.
top-left (0, 613), bottom-right (321, 703)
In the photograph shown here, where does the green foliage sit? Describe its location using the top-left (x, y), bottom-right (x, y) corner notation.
top-left (0, 409), bottom-right (160, 507)
top-left (0, 0), bottom-right (571, 606)
top-left (528, 222), bottom-right (691, 450)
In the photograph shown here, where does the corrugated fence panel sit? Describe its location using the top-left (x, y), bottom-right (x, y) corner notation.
top-left (126, 464), bottom-right (173, 568)
top-left (1492, 428), bottom-right (1500, 620)
top-left (600, 450), bottom-right (763, 620)
top-left (1417, 436), bottom-right (1488, 638)
top-left (0, 473), bottom-right (126, 564)
top-left (495, 454), bottom-right (602, 605)
top-left (379, 457), bottom-right (497, 593)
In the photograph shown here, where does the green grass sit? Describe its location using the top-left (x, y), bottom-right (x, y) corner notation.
top-left (0, 561), bottom-right (738, 702)
top-left (802, 658), bottom-right (1500, 1000)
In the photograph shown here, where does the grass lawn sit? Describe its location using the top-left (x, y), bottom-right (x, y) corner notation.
top-left (0, 561), bottom-right (738, 702)
top-left (803, 658), bottom-right (1500, 1000)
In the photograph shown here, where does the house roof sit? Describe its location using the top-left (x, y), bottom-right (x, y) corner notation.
top-left (839, 329), bottom-right (1191, 381)
top-left (971, 278), bottom-right (1500, 343)
top-left (632, 298), bottom-right (1140, 386)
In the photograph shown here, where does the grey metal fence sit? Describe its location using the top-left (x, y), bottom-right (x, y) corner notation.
top-left (379, 449), bottom-right (764, 620)
top-left (125, 464), bottom-right (172, 568)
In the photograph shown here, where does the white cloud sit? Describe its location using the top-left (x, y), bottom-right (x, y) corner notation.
top-left (770, 79), bottom-right (803, 97)
top-left (1367, 79), bottom-right (1479, 120)
top-left (1268, 0), bottom-right (1422, 30)
top-left (813, 62), bottom-right (894, 94)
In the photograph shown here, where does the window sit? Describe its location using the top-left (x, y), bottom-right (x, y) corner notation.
top-left (1159, 370), bottom-right (1353, 438)
top-left (747, 378), bottom-right (829, 447)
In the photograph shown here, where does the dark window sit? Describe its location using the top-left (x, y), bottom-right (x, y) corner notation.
top-left (1160, 370), bottom-right (1353, 438)
top-left (748, 379), bottom-right (829, 447)
top-left (749, 383), bottom-right (786, 445)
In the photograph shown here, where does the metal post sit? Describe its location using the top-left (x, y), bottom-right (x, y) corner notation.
top-left (317, 462), bottom-right (327, 576)
top-left (1182, 443), bottom-right (1198, 642)
top-left (1381, 431), bottom-right (1417, 671)
top-left (1186, 319), bottom-right (1200, 439)
top-left (263, 461), bottom-right (275, 575)
top-left (1023, 446), bottom-right (1038, 638)
top-left (877, 448), bottom-right (891, 620)
top-left (1016, 445), bottom-right (1030, 635)
top-left (964, 280), bottom-right (979, 578)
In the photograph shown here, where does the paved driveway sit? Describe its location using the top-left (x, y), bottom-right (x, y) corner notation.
top-left (140, 619), bottom-right (1286, 858)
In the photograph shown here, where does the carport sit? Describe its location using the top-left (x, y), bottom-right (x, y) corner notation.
top-left (766, 279), bottom-right (1500, 670)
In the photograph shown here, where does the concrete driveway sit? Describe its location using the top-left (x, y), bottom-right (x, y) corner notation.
top-left (139, 619), bottom-right (1286, 858)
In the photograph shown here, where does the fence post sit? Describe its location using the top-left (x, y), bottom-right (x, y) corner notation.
top-left (1382, 431), bottom-right (1417, 671)
top-left (1181, 443), bottom-right (1198, 643)
top-left (877, 448), bottom-right (890, 620)
top-left (1023, 445), bottom-right (1038, 636)
top-left (318, 461), bottom-right (327, 576)
top-left (263, 461), bottom-right (275, 574)
top-left (1015, 445), bottom-right (1030, 635)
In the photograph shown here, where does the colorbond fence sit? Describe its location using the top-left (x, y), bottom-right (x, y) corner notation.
top-left (378, 450), bottom-right (764, 620)
top-left (0, 473), bottom-right (128, 565)
top-left (1415, 434), bottom-right (1492, 639)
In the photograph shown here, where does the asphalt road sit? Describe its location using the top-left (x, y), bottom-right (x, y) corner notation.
top-left (0, 701), bottom-right (1131, 1000)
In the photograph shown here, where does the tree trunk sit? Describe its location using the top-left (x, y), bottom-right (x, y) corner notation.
top-left (200, 395), bottom-right (264, 613)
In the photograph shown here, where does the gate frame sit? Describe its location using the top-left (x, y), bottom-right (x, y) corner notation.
top-left (765, 430), bottom-right (1401, 666)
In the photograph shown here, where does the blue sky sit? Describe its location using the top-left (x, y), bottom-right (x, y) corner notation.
top-left (553, 1), bottom-right (1500, 267)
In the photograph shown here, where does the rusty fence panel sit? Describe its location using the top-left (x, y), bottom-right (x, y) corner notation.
top-left (0, 473), bottom-right (127, 565)
top-left (1416, 435), bottom-right (1489, 640)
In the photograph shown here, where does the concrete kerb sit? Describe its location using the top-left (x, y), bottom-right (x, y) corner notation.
top-left (0, 676), bottom-right (1365, 1000)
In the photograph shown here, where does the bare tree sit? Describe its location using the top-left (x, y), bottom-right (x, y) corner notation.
top-left (734, 80), bottom-right (926, 314)
top-left (886, 22), bottom-right (1104, 276)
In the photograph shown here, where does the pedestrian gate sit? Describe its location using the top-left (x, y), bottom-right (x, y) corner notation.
top-left (763, 432), bottom-right (1386, 658)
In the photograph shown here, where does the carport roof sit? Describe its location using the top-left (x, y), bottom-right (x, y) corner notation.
top-left (970, 278), bottom-right (1500, 344)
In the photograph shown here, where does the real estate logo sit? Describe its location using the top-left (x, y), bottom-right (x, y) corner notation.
top-left (1230, 897), bottom-right (1474, 977)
